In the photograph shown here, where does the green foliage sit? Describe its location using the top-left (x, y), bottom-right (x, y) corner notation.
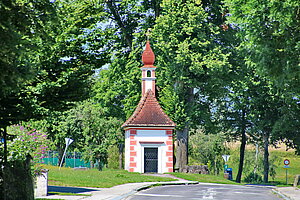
top-left (224, 0), bottom-right (300, 91)
top-left (0, 0), bottom-right (57, 128)
top-left (153, 0), bottom-right (229, 129)
top-left (244, 172), bottom-right (263, 184)
top-left (0, 0), bottom-right (56, 96)
top-left (1, 0), bottom-right (299, 190)
top-left (228, 148), bottom-right (279, 182)
top-left (51, 100), bottom-right (124, 170)
top-left (107, 145), bottom-right (120, 169)
top-left (272, 95), bottom-right (300, 154)
top-left (0, 0), bottom-right (98, 126)
top-left (189, 130), bottom-right (229, 175)
top-left (3, 159), bottom-right (35, 200)
top-left (6, 125), bottom-right (52, 175)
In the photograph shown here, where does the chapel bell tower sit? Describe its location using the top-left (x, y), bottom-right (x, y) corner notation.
top-left (141, 41), bottom-right (156, 96)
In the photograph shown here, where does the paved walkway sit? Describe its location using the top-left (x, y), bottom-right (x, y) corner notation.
top-left (275, 187), bottom-right (300, 200)
top-left (36, 174), bottom-right (300, 200)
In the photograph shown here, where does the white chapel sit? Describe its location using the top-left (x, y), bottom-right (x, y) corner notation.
top-left (122, 41), bottom-right (176, 173)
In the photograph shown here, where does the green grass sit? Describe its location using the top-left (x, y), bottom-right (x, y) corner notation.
top-left (48, 192), bottom-right (91, 196)
top-left (36, 199), bottom-right (63, 200)
top-left (45, 165), bottom-right (175, 188)
top-left (270, 151), bottom-right (300, 185)
top-left (44, 149), bottom-right (300, 188)
top-left (170, 173), bottom-right (241, 185)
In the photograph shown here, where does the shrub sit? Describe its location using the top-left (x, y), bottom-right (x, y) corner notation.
top-left (189, 130), bottom-right (229, 175)
top-left (7, 124), bottom-right (52, 176)
top-left (244, 172), bottom-right (263, 183)
top-left (107, 145), bottom-right (119, 169)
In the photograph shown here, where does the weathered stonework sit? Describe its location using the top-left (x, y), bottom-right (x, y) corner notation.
top-left (182, 165), bottom-right (210, 174)
top-left (34, 169), bottom-right (49, 197)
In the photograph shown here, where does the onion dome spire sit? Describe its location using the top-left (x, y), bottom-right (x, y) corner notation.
top-left (142, 41), bottom-right (155, 66)
top-left (142, 29), bottom-right (155, 66)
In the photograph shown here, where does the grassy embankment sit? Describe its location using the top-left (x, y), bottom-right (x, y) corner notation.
top-left (45, 148), bottom-right (300, 188)
top-left (46, 165), bottom-right (240, 189)
top-left (171, 148), bottom-right (300, 185)
top-left (45, 165), bottom-right (174, 188)
top-left (268, 150), bottom-right (300, 185)
top-left (225, 147), bottom-right (300, 185)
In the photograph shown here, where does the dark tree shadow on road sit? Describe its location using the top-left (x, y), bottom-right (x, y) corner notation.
top-left (48, 185), bottom-right (99, 194)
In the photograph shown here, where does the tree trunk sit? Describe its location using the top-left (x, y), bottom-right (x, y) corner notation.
top-left (174, 86), bottom-right (193, 172)
top-left (1, 127), bottom-right (7, 200)
top-left (154, 0), bottom-right (160, 18)
top-left (3, 156), bottom-right (34, 200)
top-left (236, 110), bottom-right (247, 183)
top-left (106, 0), bottom-right (132, 48)
top-left (3, 126), bottom-right (8, 164)
top-left (175, 127), bottom-right (189, 172)
top-left (118, 143), bottom-right (124, 169)
top-left (57, 145), bottom-right (64, 167)
top-left (97, 158), bottom-right (103, 171)
top-left (263, 132), bottom-right (269, 183)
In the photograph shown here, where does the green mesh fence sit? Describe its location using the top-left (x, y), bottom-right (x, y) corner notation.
top-left (41, 151), bottom-right (90, 168)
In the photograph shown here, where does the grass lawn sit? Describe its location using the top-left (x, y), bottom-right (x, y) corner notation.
top-left (44, 149), bottom-right (300, 188)
top-left (45, 165), bottom-right (175, 188)
top-left (36, 199), bottom-right (63, 200)
top-left (269, 151), bottom-right (300, 185)
top-left (225, 147), bottom-right (300, 186)
top-left (170, 173), bottom-right (241, 185)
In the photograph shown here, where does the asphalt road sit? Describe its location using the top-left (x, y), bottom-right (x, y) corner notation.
top-left (127, 183), bottom-right (282, 200)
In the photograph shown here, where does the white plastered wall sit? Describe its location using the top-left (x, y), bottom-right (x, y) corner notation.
top-left (124, 130), bottom-right (130, 171)
top-left (135, 130), bottom-right (168, 173)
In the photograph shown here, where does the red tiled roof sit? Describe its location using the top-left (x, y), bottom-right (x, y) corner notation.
top-left (122, 90), bottom-right (176, 128)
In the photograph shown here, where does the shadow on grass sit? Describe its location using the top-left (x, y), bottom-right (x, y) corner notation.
top-left (48, 185), bottom-right (99, 195)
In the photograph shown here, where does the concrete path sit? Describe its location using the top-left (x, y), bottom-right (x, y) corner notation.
top-left (275, 187), bottom-right (300, 200)
top-left (36, 174), bottom-right (300, 200)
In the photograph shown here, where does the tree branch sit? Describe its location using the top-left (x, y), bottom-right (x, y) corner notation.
top-left (106, 0), bottom-right (132, 48)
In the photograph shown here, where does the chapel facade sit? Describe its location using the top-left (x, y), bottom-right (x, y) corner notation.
top-left (122, 41), bottom-right (176, 173)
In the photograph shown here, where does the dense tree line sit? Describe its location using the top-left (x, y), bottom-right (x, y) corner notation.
top-left (0, 0), bottom-right (299, 198)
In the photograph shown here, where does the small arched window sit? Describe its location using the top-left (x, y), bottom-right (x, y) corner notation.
top-left (147, 70), bottom-right (151, 77)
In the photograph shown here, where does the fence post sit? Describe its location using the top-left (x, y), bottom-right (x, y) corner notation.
top-left (74, 151), bottom-right (76, 168)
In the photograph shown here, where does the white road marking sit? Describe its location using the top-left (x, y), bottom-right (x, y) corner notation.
top-left (136, 193), bottom-right (184, 197)
top-left (201, 188), bottom-right (216, 199)
top-left (234, 191), bottom-right (262, 195)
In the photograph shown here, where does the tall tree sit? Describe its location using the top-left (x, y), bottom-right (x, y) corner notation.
top-left (250, 81), bottom-right (283, 183)
top-left (152, 0), bottom-right (229, 171)
top-left (224, 0), bottom-right (299, 182)
top-left (0, 0), bottom-right (108, 197)
top-left (217, 68), bottom-right (254, 183)
top-left (0, 1), bottom-right (57, 198)
top-left (224, 0), bottom-right (300, 92)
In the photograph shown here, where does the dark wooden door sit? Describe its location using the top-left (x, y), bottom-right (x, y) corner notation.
top-left (144, 148), bottom-right (158, 173)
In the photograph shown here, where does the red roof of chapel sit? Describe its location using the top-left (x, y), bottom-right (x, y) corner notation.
top-left (122, 90), bottom-right (176, 128)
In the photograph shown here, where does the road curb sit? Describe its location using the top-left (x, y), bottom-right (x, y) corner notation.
top-left (114, 181), bottom-right (199, 200)
top-left (272, 189), bottom-right (292, 200)
top-left (136, 181), bottom-right (199, 191)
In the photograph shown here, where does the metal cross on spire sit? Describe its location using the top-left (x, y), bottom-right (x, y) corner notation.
top-left (146, 28), bottom-right (152, 41)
